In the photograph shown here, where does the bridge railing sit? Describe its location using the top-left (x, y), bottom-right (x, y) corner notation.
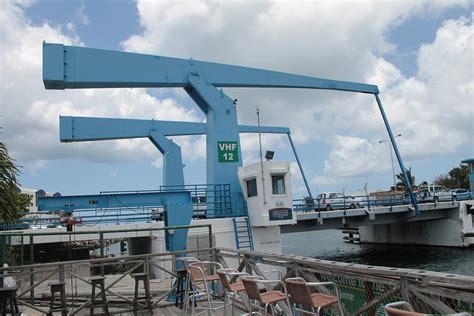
top-left (3, 184), bottom-right (237, 230)
top-left (293, 190), bottom-right (472, 213)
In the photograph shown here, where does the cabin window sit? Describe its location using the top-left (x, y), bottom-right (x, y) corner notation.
top-left (272, 175), bottom-right (286, 194)
top-left (246, 178), bottom-right (257, 197)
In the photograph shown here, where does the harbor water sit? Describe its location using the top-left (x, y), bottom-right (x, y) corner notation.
top-left (282, 229), bottom-right (474, 276)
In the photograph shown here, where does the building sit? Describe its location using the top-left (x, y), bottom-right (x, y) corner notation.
top-left (461, 158), bottom-right (474, 191)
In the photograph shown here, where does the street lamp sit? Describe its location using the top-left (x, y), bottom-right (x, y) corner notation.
top-left (379, 133), bottom-right (402, 190)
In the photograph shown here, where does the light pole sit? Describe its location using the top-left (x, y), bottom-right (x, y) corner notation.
top-left (379, 133), bottom-right (402, 190)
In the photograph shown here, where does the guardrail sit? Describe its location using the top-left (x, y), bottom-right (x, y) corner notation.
top-left (2, 184), bottom-right (238, 229)
top-left (293, 190), bottom-right (473, 213)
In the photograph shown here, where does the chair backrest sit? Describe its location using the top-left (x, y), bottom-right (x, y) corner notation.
top-left (241, 277), bottom-right (262, 301)
top-left (384, 301), bottom-right (424, 316)
top-left (217, 270), bottom-right (232, 291)
top-left (384, 306), bottom-right (423, 316)
top-left (285, 278), bottom-right (314, 306)
top-left (189, 262), bottom-right (208, 282)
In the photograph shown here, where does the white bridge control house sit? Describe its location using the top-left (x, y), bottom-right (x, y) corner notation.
top-left (237, 160), bottom-right (296, 253)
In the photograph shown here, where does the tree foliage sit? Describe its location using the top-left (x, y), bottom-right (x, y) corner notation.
top-left (0, 142), bottom-right (29, 223)
top-left (395, 167), bottom-right (416, 191)
top-left (434, 164), bottom-right (469, 189)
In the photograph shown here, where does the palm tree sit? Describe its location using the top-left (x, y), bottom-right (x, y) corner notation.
top-left (0, 142), bottom-right (29, 223)
top-left (395, 167), bottom-right (415, 191)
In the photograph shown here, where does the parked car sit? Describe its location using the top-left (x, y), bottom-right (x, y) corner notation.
top-left (451, 189), bottom-right (473, 201)
top-left (315, 192), bottom-right (361, 211)
top-left (417, 185), bottom-right (452, 203)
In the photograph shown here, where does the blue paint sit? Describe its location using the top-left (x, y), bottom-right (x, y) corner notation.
top-left (38, 191), bottom-right (193, 252)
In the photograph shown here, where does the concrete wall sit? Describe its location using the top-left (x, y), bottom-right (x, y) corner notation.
top-left (359, 201), bottom-right (473, 247)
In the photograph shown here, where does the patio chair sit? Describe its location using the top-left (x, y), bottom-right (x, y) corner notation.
top-left (384, 301), bottom-right (472, 316)
top-left (241, 275), bottom-right (292, 316)
top-left (384, 301), bottom-right (425, 316)
top-left (217, 268), bottom-right (250, 315)
top-left (285, 277), bottom-right (343, 315)
top-left (187, 261), bottom-right (224, 315)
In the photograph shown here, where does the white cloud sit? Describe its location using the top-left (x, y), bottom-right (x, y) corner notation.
top-left (121, 0), bottom-right (472, 188)
top-left (1, 0), bottom-right (471, 193)
top-left (0, 0), bottom-right (200, 168)
top-left (75, 2), bottom-right (90, 26)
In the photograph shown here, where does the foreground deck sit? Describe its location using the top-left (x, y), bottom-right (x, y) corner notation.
top-left (1, 247), bottom-right (473, 315)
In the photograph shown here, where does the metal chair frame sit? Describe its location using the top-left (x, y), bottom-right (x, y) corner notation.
top-left (217, 268), bottom-right (250, 315)
top-left (242, 275), bottom-right (293, 316)
top-left (186, 261), bottom-right (224, 315)
top-left (285, 277), bottom-right (343, 316)
top-left (176, 257), bottom-right (200, 313)
top-left (384, 301), bottom-right (471, 316)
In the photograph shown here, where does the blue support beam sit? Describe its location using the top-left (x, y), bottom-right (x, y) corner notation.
top-left (43, 43), bottom-right (379, 94)
top-left (374, 95), bottom-right (419, 214)
top-left (59, 115), bottom-right (289, 189)
top-left (59, 116), bottom-right (290, 141)
top-left (38, 191), bottom-right (193, 252)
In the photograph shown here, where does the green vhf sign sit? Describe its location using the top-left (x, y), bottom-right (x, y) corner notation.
top-left (218, 141), bottom-right (239, 162)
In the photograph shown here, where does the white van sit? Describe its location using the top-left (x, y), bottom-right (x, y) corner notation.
top-left (417, 185), bottom-right (453, 203)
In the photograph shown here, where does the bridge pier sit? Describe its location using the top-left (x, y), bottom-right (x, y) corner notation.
top-left (358, 201), bottom-right (473, 247)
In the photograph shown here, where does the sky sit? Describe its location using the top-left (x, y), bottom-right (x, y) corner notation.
top-left (0, 0), bottom-right (473, 198)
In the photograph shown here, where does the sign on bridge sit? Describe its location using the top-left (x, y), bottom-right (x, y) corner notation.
top-left (218, 141), bottom-right (239, 163)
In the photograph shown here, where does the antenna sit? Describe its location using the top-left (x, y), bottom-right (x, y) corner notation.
top-left (257, 108), bottom-right (267, 204)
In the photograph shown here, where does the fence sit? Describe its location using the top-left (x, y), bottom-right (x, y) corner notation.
top-left (1, 245), bottom-right (473, 315)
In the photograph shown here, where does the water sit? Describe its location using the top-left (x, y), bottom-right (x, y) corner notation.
top-left (281, 230), bottom-right (474, 276)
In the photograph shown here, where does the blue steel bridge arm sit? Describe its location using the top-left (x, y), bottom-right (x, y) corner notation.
top-left (44, 43), bottom-right (417, 214)
top-left (61, 116), bottom-right (186, 186)
top-left (60, 116), bottom-right (290, 141)
top-left (43, 43), bottom-right (379, 94)
top-left (59, 116), bottom-right (207, 141)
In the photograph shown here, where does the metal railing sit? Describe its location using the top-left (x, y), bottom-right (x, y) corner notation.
top-left (293, 190), bottom-right (473, 213)
top-left (3, 184), bottom-right (235, 229)
top-left (0, 224), bottom-right (212, 267)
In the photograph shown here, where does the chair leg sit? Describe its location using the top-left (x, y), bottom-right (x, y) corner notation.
top-left (60, 287), bottom-right (67, 316)
top-left (231, 292), bottom-right (236, 316)
top-left (144, 278), bottom-right (153, 313)
top-left (183, 273), bottom-right (189, 313)
top-left (133, 279), bottom-right (139, 316)
top-left (223, 291), bottom-right (227, 316)
top-left (100, 282), bottom-right (109, 316)
top-left (337, 299), bottom-right (344, 315)
top-left (90, 283), bottom-right (96, 315)
top-left (191, 283), bottom-right (196, 315)
top-left (49, 288), bottom-right (55, 314)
